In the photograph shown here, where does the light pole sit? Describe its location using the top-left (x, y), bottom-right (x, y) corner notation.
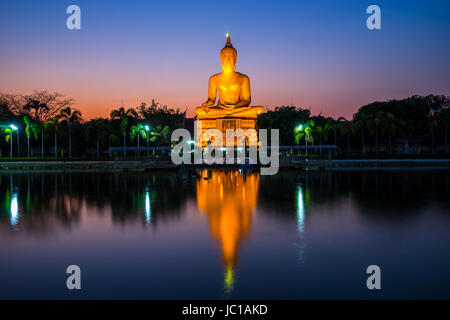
top-left (304, 127), bottom-right (308, 156)
top-left (295, 124), bottom-right (303, 156)
top-left (9, 124), bottom-right (18, 158)
top-left (9, 128), bottom-right (14, 159)
top-left (145, 125), bottom-right (150, 158)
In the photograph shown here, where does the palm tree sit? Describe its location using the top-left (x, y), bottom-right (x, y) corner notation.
top-left (85, 118), bottom-right (109, 158)
top-left (2, 126), bottom-right (14, 158)
top-left (315, 125), bottom-right (324, 155)
top-left (59, 107), bottom-right (82, 158)
top-left (119, 117), bottom-right (128, 157)
top-left (37, 119), bottom-right (53, 158)
top-left (305, 125), bottom-right (314, 155)
top-left (38, 121), bottom-right (45, 157)
top-left (325, 119), bottom-right (337, 155)
top-left (110, 106), bottom-right (138, 120)
top-left (429, 116), bottom-right (439, 155)
top-left (110, 107), bottom-right (137, 157)
top-left (295, 120), bottom-right (314, 156)
top-left (108, 131), bottom-right (119, 158)
top-left (382, 113), bottom-right (402, 155)
top-left (366, 112), bottom-right (384, 155)
top-left (326, 119), bottom-right (336, 146)
top-left (23, 115), bottom-right (40, 157)
top-left (150, 125), bottom-right (171, 146)
top-left (436, 108), bottom-right (450, 154)
top-left (353, 114), bottom-right (368, 154)
top-left (130, 123), bottom-right (147, 158)
top-left (44, 116), bottom-right (60, 158)
top-left (23, 99), bottom-right (49, 122)
top-left (374, 112), bottom-right (384, 155)
top-left (337, 117), bottom-right (352, 154)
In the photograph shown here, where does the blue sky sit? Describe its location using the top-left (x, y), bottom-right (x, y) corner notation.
top-left (1, 0), bottom-right (449, 118)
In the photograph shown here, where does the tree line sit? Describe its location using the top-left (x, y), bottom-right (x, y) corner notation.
top-left (0, 90), bottom-right (185, 159)
top-left (257, 95), bottom-right (450, 155)
top-left (1, 91), bottom-right (449, 158)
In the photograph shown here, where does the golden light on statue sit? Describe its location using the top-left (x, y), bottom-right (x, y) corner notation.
top-left (195, 34), bottom-right (265, 146)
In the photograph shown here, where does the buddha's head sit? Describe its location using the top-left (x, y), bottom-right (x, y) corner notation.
top-left (220, 33), bottom-right (237, 73)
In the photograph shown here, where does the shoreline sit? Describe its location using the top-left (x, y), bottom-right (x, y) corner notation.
top-left (0, 158), bottom-right (449, 172)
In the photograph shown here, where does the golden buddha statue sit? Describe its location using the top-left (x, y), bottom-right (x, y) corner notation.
top-left (195, 34), bottom-right (264, 119)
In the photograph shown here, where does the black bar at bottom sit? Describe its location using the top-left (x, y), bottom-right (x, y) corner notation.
top-left (0, 300), bottom-right (448, 318)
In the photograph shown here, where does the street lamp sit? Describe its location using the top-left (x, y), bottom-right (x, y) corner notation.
top-left (9, 124), bottom-right (19, 158)
top-left (145, 125), bottom-right (150, 158)
top-left (295, 124), bottom-right (304, 156)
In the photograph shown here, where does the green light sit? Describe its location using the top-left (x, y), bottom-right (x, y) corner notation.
top-left (297, 124), bottom-right (303, 131)
top-left (9, 124), bottom-right (18, 130)
top-left (145, 125), bottom-right (150, 131)
top-left (224, 264), bottom-right (234, 296)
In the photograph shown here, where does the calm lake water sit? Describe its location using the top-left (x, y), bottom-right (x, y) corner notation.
top-left (0, 169), bottom-right (449, 299)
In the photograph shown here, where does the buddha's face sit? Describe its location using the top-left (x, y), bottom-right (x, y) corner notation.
top-left (220, 47), bottom-right (237, 72)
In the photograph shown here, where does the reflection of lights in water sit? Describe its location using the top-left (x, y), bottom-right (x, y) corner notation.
top-left (145, 191), bottom-right (151, 224)
top-left (196, 170), bottom-right (259, 298)
top-left (10, 193), bottom-right (18, 226)
top-left (297, 186), bottom-right (305, 233)
top-left (224, 264), bottom-right (234, 297)
top-left (295, 185), bottom-right (307, 262)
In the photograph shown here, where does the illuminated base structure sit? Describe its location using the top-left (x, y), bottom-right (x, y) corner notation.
top-left (196, 114), bottom-right (261, 148)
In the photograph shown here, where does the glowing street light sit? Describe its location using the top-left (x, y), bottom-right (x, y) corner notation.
top-left (295, 124), bottom-right (305, 155)
top-left (9, 124), bottom-right (19, 158)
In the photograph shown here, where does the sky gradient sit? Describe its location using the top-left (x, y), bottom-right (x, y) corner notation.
top-left (1, 0), bottom-right (449, 119)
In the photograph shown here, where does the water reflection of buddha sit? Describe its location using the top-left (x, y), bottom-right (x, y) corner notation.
top-left (196, 170), bottom-right (260, 294)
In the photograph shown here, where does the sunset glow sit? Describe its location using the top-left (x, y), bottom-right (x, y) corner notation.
top-left (1, 0), bottom-right (449, 120)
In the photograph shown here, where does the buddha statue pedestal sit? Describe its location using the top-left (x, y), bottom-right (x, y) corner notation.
top-left (196, 110), bottom-right (263, 148)
top-left (194, 33), bottom-right (264, 148)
